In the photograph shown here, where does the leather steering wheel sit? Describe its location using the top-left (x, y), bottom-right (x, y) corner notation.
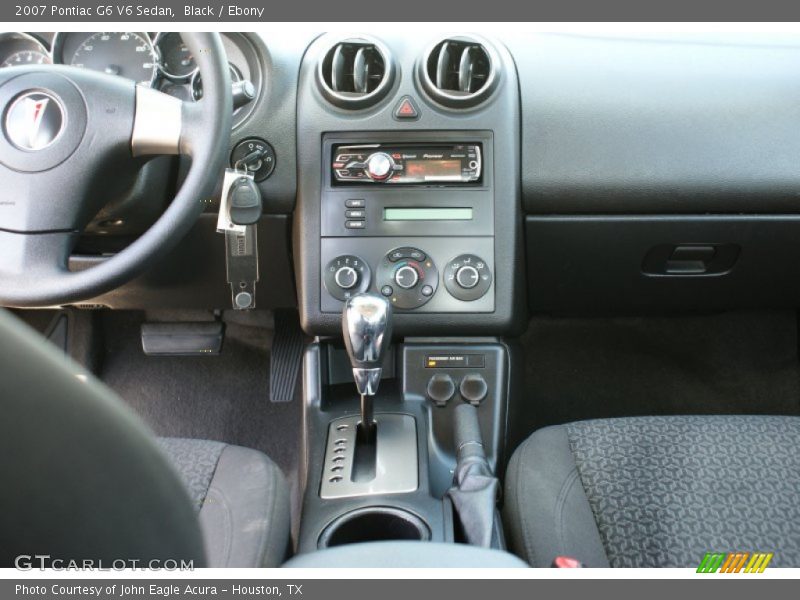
top-left (0, 33), bottom-right (232, 307)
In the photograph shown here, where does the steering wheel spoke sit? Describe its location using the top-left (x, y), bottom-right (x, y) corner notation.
top-left (131, 86), bottom-right (184, 157)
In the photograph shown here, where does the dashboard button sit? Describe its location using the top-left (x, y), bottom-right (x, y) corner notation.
top-left (345, 220), bottom-right (365, 229)
top-left (381, 285), bottom-right (393, 297)
top-left (393, 96), bottom-right (420, 120)
top-left (345, 209), bottom-right (365, 219)
top-left (421, 285), bottom-right (434, 297)
top-left (345, 199), bottom-right (365, 208)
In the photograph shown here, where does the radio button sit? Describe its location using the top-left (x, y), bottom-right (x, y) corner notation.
top-left (345, 199), bottom-right (365, 208)
top-left (345, 209), bottom-right (365, 219)
top-left (366, 152), bottom-right (394, 180)
top-left (345, 220), bottom-right (365, 229)
top-left (394, 265), bottom-right (419, 289)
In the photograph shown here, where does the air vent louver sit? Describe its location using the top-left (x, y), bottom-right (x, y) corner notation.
top-left (420, 36), bottom-right (499, 108)
top-left (318, 37), bottom-right (394, 109)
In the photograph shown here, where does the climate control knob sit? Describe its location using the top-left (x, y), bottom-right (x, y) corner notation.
top-left (376, 247), bottom-right (438, 310)
top-left (366, 152), bottom-right (393, 180)
top-left (334, 266), bottom-right (359, 290)
top-left (323, 255), bottom-right (371, 302)
top-left (444, 254), bottom-right (492, 302)
top-left (455, 265), bottom-right (480, 289)
top-left (394, 265), bottom-right (419, 289)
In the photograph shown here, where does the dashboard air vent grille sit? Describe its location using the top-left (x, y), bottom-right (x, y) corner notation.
top-left (318, 38), bottom-right (394, 109)
top-left (421, 37), bottom-right (499, 108)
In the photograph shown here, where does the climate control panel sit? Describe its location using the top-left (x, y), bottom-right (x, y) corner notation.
top-left (376, 247), bottom-right (439, 309)
top-left (321, 238), bottom-right (494, 314)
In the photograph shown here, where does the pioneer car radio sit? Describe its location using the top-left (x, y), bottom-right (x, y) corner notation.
top-left (331, 143), bottom-right (482, 184)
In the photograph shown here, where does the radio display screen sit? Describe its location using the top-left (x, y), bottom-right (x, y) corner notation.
top-left (405, 159), bottom-right (462, 180)
top-left (384, 207), bottom-right (473, 221)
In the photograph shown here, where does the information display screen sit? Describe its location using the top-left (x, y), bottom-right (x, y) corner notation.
top-left (384, 207), bottom-right (474, 221)
top-left (404, 159), bottom-right (462, 180)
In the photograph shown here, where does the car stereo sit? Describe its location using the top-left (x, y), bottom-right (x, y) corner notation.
top-left (332, 143), bottom-right (482, 184)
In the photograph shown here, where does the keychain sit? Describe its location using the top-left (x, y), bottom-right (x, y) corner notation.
top-left (217, 164), bottom-right (263, 309)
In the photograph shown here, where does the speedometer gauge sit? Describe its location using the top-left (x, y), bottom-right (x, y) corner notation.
top-left (69, 32), bottom-right (156, 86)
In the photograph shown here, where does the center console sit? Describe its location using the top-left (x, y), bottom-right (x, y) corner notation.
top-left (292, 32), bottom-right (523, 559)
top-left (320, 132), bottom-right (496, 316)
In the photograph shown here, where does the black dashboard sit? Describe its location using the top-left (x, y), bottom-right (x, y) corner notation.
top-left (4, 30), bottom-right (800, 333)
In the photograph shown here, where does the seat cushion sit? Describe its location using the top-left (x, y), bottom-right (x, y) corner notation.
top-left (158, 438), bottom-right (290, 568)
top-left (504, 415), bottom-right (800, 568)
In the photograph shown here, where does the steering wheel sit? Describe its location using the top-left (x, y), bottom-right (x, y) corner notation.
top-left (0, 33), bottom-right (232, 307)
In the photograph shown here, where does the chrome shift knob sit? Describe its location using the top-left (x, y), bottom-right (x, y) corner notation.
top-left (342, 293), bottom-right (393, 396)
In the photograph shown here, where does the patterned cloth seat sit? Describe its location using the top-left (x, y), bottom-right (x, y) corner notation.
top-left (503, 416), bottom-right (800, 567)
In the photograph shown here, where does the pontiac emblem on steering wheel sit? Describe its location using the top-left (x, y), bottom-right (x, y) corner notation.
top-left (4, 91), bottom-right (65, 151)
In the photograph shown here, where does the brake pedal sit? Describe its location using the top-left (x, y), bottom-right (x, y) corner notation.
top-left (141, 322), bottom-right (224, 356)
top-left (269, 310), bottom-right (305, 402)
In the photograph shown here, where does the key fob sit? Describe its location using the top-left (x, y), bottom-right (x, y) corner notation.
top-left (227, 176), bottom-right (262, 225)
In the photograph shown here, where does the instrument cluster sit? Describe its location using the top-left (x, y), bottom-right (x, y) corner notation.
top-left (0, 32), bottom-right (263, 125)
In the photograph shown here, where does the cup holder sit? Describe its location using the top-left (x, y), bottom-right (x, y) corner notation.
top-left (318, 506), bottom-right (431, 549)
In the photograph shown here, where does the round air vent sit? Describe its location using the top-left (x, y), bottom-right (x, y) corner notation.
top-left (418, 36), bottom-right (500, 109)
top-left (317, 37), bottom-right (395, 110)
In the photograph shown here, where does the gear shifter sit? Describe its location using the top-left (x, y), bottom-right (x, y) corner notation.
top-left (342, 293), bottom-right (393, 439)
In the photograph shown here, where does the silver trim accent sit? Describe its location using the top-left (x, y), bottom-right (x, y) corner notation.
top-left (342, 293), bottom-right (392, 368)
top-left (131, 86), bottom-right (182, 156)
top-left (320, 414), bottom-right (418, 500)
top-left (352, 367), bottom-right (382, 396)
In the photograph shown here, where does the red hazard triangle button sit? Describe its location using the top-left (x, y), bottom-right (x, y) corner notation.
top-left (393, 96), bottom-right (420, 120)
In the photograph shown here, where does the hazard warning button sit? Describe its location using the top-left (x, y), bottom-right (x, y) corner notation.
top-left (393, 95), bottom-right (420, 120)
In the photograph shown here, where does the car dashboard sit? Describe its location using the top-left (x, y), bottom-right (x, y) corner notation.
top-left (3, 29), bottom-right (800, 335)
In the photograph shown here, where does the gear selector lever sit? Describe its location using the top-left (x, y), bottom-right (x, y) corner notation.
top-left (342, 293), bottom-right (393, 440)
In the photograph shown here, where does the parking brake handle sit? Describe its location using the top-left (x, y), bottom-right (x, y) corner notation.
top-left (448, 403), bottom-right (501, 548)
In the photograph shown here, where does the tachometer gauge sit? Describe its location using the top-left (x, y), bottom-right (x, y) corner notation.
top-left (0, 33), bottom-right (51, 70)
top-left (155, 33), bottom-right (196, 81)
top-left (1, 49), bottom-right (50, 67)
top-left (69, 32), bottom-right (157, 86)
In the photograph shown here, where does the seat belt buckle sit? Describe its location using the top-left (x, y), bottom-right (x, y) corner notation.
top-left (552, 556), bottom-right (583, 568)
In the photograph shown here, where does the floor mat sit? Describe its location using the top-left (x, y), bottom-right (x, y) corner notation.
top-left (99, 311), bottom-right (302, 491)
top-left (517, 311), bottom-right (800, 435)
